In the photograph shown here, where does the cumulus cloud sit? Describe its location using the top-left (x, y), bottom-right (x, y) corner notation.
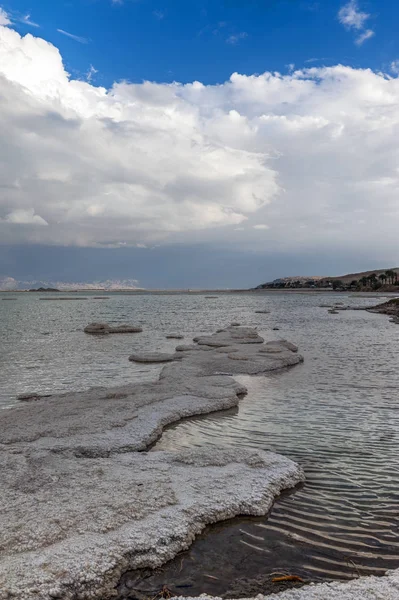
top-left (3, 209), bottom-right (48, 225)
top-left (1, 25), bottom-right (399, 257)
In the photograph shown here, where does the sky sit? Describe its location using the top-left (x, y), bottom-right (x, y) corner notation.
top-left (1, 0), bottom-right (399, 288)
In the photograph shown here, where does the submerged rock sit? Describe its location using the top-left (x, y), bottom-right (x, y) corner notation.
top-left (84, 323), bottom-right (143, 334)
top-left (166, 334), bottom-right (184, 339)
top-left (129, 352), bottom-right (181, 363)
top-left (17, 393), bottom-right (52, 402)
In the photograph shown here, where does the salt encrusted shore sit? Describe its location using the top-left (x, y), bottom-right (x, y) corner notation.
top-left (0, 326), bottom-right (304, 600)
top-left (175, 569), bottom-right (399, 600)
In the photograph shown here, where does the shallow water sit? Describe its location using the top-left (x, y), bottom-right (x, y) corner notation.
top-left (141, 295), bottom-right (399, 596)
top-left (0, 291), bottom-right (273, 408)
top-left (2, 291), bottom-right (399, 595)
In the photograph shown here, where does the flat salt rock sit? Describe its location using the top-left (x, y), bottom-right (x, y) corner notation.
top-left (267, 340), bottom-right (298, 353)
top-left (84, 323), bottom-right (110, 334)
top-left (228, 353), bottom-right (249, 361)
top-left (175, 344), bottom-right (197, 352)
top-left (258, 347), bottom-right (283, 354)
top-left (196, 327), bottom-right (264, 346)
top-left (215, 347), bottom-right (238, 353)
top-left (129, 352), bottom-right (181, 363)
top-left (166, 334), bottom-right (184, 339)
top-left (175, 344), bottom-right (213, 352)
top-left (84, 323), bottom-right (142, 334)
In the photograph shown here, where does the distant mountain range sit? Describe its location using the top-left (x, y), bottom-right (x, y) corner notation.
top-left (0, 277), bottom-right (141, 291)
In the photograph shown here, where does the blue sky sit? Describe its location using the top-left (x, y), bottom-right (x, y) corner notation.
top-left (3, 0), bottom-right (398, 86)
top-left (1, 0), bottom-right (399, 288)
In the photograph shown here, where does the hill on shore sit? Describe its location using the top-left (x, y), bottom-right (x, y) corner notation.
top-left (324, 267), bottom-right (399, 283)
top-left (257, 267), bottom-right (399, 290)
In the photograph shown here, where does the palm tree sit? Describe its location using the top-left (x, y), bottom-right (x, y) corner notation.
top-left (379, 273), bottom-right (387, 285)
top-left (386, 270), bottom-right (396, 285)
top-left (360, 276), bottom-right (368, 288)
top-left (332, 279), bottom-right (343, 290)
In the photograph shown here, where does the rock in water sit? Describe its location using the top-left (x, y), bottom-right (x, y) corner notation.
top-left (129, 352), bottom-right (181, 363)
top-left (84, 323), bottom-right (111, 334)
top-left (84, 323), bottom-right (143, 334)
top-left (195, 326), bottom-right (264, 347)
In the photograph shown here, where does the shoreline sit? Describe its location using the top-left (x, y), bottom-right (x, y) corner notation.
top-left (1, 288), bottom-right (397, 295)
top-left (0, 326), bottom-right (304, 600)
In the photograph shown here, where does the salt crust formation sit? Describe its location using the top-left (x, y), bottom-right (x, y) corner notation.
top-left (176, 570), bottom-right (399, 600)
top-left (0, 326), bottom-right (304, 600)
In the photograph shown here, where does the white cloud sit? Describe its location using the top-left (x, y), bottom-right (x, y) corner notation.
top-left (3, 209), bottom-right (48, 225)
top-left (86, 64), bottom-right (98, 83)
top-left (226, 32), bottom-right (248, 45)
top-left (57, 29), bottom-right (88, 44)
top-left (338, 1), bottom-right (374, 45)
top-left (355, 29), bottom-right (374, 45)
top-left (253, 224), bottom-right (270, 230)
top-left (338, 0), bottom-right (370, 30)
top-left (1, 26), bottom-right (399, 257)
top-left (153, 10), bottom-right (165, 20)
top-left (21, 14), bottom-right (39, 28)
top-left (390, 60), bottom-right (399, 75)
top-left (0, 8), bottom-right (10, 26)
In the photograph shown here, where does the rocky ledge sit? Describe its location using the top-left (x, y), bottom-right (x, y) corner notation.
top-left (366, 298), bottom-right (399, 322)
top-left (0, 326), bottom-right (304, 600)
